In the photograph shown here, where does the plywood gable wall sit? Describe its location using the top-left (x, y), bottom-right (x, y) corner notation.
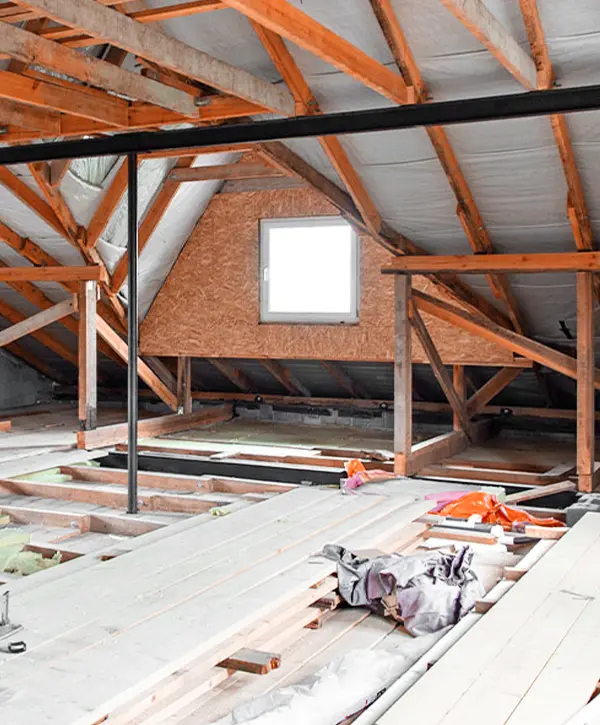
top-left (140, 187), bottom-right (515, 365)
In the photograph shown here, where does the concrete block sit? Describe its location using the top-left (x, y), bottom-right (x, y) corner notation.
top-left (566, 493), bottom-right (600, 527)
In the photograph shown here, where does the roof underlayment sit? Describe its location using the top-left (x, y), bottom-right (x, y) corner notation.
top-left (0, 0), bottom-right (599, 395)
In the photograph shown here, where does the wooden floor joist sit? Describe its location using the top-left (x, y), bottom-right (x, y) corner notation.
top-left (77, 404), bottom-right (233, 449)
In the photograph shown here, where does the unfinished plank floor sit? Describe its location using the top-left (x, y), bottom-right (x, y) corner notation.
top-left (0, 486), bottom-right (430, 724)
top-left (379, 512), bottom-right (600, 725)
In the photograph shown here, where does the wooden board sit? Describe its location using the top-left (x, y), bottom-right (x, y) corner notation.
top-left (140, 188), bottom-right (515, 365)
top-left (0, 488), bottom-right (430, 724)
top-left (379, 514), bottom-right (600, 725)
top-left (77, 405), bottom-right (233, 449)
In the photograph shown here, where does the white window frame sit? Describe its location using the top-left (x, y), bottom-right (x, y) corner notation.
top-left (259, 216), bottom-right (359, 324)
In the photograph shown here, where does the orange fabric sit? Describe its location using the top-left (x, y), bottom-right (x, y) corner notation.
top-left (436, 491), bottom-right (564, 530)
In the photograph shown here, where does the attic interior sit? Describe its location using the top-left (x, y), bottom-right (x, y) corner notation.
top-left (1, 1), bottom-right (600, 723)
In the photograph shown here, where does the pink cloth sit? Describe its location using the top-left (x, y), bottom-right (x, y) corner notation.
top-left (424, 491), bottom-right (469, 513)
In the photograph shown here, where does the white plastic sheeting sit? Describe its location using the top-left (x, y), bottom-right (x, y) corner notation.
top-left (213, 632), bottom-right (442, 725)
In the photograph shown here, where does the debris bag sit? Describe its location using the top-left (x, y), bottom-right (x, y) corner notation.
top-left (211, 636), bottom-right (441, 725)
top-left (322, 545), bottom-right (483, 636)
top-left (343, 459), bottom-right (393, 492)
top-left (436, 491), bottom-right (564, 530)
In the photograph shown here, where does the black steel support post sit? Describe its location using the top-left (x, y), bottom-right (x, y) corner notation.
top-left (0, 84), bottom-right (600, 165)
top-left (127, 152), bottom-right (138, 515)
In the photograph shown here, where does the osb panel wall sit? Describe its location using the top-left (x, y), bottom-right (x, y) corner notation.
top-left (141, 188), bottom-right (514, 364)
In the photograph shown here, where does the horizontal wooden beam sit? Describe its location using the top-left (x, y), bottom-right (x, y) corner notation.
top-left (222, 0), bottom-right (413, 105)
top-left (170, 163), bottom-right (284, 182)
top-left (0, 266), bottom-right (106, 283)
top-left (401, 419), bottom-right (493, 476)
top-left (0, 97), bottom-right (60, 133)
top-left (77, 404), bottom-right (233, 449)
top-left (0, 69), bottom-right (127, 126)
top-left (13, 0), bottom-right (295, 115)
top-left (413, 290), bottom-right (600, 389)
top-left (0, 296), bottom-right (76, 348)
top-left (383, 252), bottom-right (600, 275)
top-left (0, 21), bottom-right (199, 117)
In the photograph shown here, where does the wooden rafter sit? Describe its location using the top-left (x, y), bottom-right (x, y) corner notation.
top-left (320, 361), bottom-right (369, 399)
top-left (260, 359), bottom-right (310, 396)
top-left (413, 289), bottom-right (600, 389)
top-left (86, 157), bottom-right (137, 251)
top-left (207, 358), bottom-right (254, 392)
top-left (518, 0), bottom-right (598, 294)
top-left (438, 0), bottom-right (537, 89)
top-left (111, 157), bottom-right (195, 292)
top-left (0, 21), bottom-right (199, 117)
top-left (223, 0), bottom-right (413, 105)
top-left (369, 0), bottom-right (524, 332)
top-left (12, 0), bottom-right (295, 115)
top-left (409, 304), bottom-right (471, 434)
top-left (96, 316), bottom-right (178, 409)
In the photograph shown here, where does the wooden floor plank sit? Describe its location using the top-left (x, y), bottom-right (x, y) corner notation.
top-left (379, 513), bottom-right (600, 725)
top-left (1, 495), bottom-right (427, 724)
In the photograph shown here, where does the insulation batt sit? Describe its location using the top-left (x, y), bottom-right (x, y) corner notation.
top-left (323, 544), bottom-right (483, 636)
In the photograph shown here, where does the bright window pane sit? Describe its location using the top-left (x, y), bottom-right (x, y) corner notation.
top-left (261, 218), bottom-right (358, 323)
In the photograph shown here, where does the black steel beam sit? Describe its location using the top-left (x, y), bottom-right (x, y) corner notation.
top-left (0, 85), bottom-right (600, 164)
top-left (127, 151), bottom-right (138, 515)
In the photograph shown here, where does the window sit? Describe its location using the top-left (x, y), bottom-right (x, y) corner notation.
top-left (260, 217), bottom-right (359, 324)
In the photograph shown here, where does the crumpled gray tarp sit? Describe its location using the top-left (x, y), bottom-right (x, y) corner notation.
top-left (322, 544), bottom-right (483, 636)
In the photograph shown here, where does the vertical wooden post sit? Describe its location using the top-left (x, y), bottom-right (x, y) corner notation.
top-left (394, 275), bottom-right (412, 475)
top-left (577, 271), bottom-right (595, 492)
top-left (177, 356), bottom-right (192, 414)
top-left (78, 280), bottom-right (97, 431)
top-left (453, 365), bottom-right (466, 431)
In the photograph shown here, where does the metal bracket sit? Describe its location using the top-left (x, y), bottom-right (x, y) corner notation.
top-left (0, 591), bottom-right (22, 642)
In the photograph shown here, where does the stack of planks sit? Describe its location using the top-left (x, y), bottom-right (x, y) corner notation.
top-left (0, 487), bottom-right (431, 724)
top-left (378, 512), bottom-right (600, 725)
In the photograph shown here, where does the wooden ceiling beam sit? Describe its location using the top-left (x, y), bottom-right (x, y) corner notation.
top-left (0, 266), bottom-right (106, 283)
top-left (0, 0), bottom-right (129, 23)
top-left (413, 289), bottom-right (600, 389)
top-left (34, 1), bottom-right (224, 48)
top-left (382, 251), bottom-right (600, 275)
top-left (222, 0), bottom-right (413, 105)
top-left (370, 0), bottom-right (524, 332)
top-left (0, 22), bottom-right (199, 117)
top-left (437, 0), bottom-right (537, 89)
top-left (0, 70), bottom-right (128, 126)
top-left (111, 157), bottom-right (195, 292)
top-left (0, 98), bottom-right (60, 133)
top-left (169, 163), bottom-right (283, 182)
top-left (12, 0), bottom-right (295, 115)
